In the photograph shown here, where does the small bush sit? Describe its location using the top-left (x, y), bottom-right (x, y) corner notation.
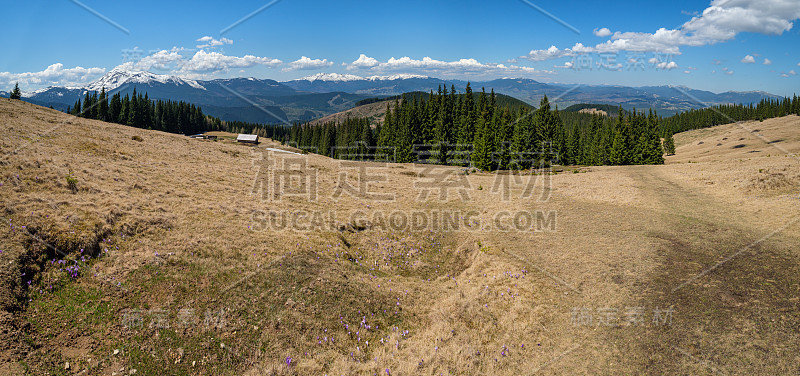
top-left (65, 172), bottom-right (78, 193)
top-left (131, 135), bottom-right (143, 142)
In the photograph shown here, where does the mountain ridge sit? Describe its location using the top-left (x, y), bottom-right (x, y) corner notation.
top-left (15, 69), bottom-right (784, 123)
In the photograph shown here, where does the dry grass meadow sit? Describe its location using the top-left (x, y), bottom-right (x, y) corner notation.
top-left (1, 97), bottom-right (799, 375)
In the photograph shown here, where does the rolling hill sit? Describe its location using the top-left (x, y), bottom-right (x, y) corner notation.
top-left (307, 91), bottom-right (533, 127)
top-left (1, 98), bottom-right (798, 374)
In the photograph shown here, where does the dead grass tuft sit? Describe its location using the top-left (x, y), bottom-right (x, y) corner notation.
top-left (744, 168), bottom-right (798, 192)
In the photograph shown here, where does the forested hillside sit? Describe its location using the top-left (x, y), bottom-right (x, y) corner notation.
top-left (288, 83), bottom-right (664, 168)
top-left (62, 85), bottom-right (799, 170)
top-left (64, 88), bottom-right (292, 139)
top-left (660, 96), bottom-right (800, 135)
top-left (287, 85), bottom-right (800, 169)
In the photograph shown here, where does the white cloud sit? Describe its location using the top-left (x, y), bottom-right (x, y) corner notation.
top-left (196, 36), bottom-right (233, 49)
top-left (523, 0), bottom-right (800, 60)
top-left (521, 43), bottom-right (600, 62)
top-left (179, 50), bottom-right (281, 73)
top-left (341, 55), bottom-right (550, 78)
top-left (0, 63), bottom-right (105, 90)
top-left (555, 61), bottom-right (574, 69)
top-left (763, 58), bottom-right (772, 65)
top-left (347, 54), bottom-right (379, 69)
top-left (726, 70), bottom-right (734, 75)
top-left (683, 0), bottom-right (800, 38)
top-left (790, 70), bottom-right (797, 75)
top-left (593, 27), bottom-right (612, 37)
top-left (284, 56), bottom-right (334, 71)
top-left (741, 54), bottom-right (756, 63)
top-left (780, 73), bottom-right (789, 77)
top-left (105, 49), bottom-right (282, 79)
top-left (135, 50), bottom-right (184, 70)
top-left (684, 70), bottom-right (691, 74)
top-left (382, 56), bottom-right (486, 70)
top-left (657, 61), bottom-right (679, 70)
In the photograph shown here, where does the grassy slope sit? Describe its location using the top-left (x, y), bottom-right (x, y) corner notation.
top-left (307, 100), bottom-right (392, 127)
top-left (1, 98), bottom-right (799, 375)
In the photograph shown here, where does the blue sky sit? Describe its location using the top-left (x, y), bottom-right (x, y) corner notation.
top-left (2, 0), bottom-right (799, 95)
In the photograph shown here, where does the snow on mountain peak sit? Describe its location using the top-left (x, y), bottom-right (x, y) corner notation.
top-left (299, 73), bottom-right (366, 82)
top-left (86, 68), bottom-right (205, 91)
top-left (297, 73), bottom-right (431, 82)
top-left (365, 74), bottom-right (429, 81)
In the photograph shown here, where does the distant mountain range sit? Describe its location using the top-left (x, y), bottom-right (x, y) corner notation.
top-left (10, 69), bottom-right (783, 124)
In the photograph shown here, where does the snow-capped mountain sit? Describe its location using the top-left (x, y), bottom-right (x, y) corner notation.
top-left (86, 67), bottom-right (206, 91)
top-left (298, 73), bottom-right (431, 82)
top-left (20, 69), bottom-right (781, 123)
top-left (284, 74), bottom-right (450, 95)
top-left (365, 74), bottom-right (429, 81)
top-left (299, 73), bottom-right (366, 82)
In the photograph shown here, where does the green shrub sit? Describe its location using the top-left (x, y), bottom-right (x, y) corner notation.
top-left (65, 172), bottom-right (78, 193)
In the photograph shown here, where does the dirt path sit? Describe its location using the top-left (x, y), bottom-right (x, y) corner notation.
top-left (609, 166), bottom-right (800, 374)
top-left (476, 163), bottom-right (800, 374)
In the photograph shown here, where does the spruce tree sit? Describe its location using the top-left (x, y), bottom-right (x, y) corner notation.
top-left (394, 96), bottom-right (414, 163)
top-left (377, 101), bottom-right (396, 161)
top-left (119, 94), bottom-right (129, 124)
top-left (433, 88), bottom-right (451, 165)
top-left (9, 83), bottom-right (22, 99)
top-left (609, 107), bottom-right (631, 165)
top-left (98, 87), bottom-right (108, 121)
top-left (511, 108), bottom-right (533, 170)
top-left (643, 127), bottom-right (665, 164)
top-left (471, 94), bottom-right (497, 171)
top-left (471, 89), bottom-right (493, 170)
top-left (71, 99), bottom-right (81, 116)
top-left (533, 96), bottom-right (554, 167)
top-left (566, 124), bottom-right (580, 165)
top-left (551, 107), bottom-right (566, 166)
top-left (663, 134), bottom-right (676, 156)
top-left (109, 93), bottom-right (121, 125)
top-left (358, 120), bottom-right (374, 161)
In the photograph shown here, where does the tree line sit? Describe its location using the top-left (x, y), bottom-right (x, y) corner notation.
top-left (287, 83), bottom-right (666, 169)
top-left (63, 87), bottom-right (296, 138)
top-left (660, 96), bottom-right (800, 135)
top-left (10, 82), bottom-right (795, 164)
top-left (67, 88), bottom-right (214, 135)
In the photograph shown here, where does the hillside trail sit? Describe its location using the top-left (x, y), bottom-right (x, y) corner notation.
top-left (601, 165), bottom-right (800, 374)
top-left (463, 163), bottom-right (799, 374)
